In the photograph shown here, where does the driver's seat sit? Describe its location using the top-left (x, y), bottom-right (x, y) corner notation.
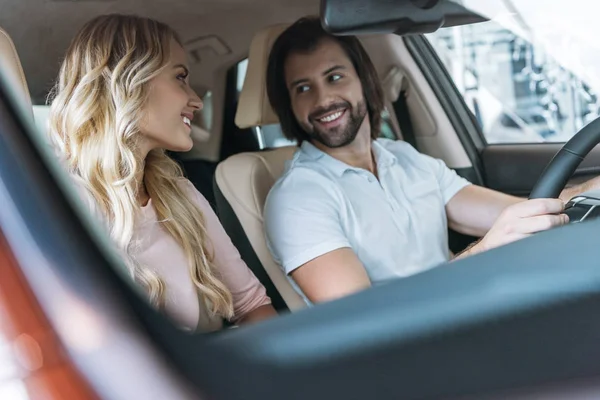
top-left (214, 24), bottom-right (307, 311)
top-left (214, 25), bottom-right (411, 311)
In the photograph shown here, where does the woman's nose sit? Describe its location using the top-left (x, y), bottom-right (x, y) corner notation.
top-left (189, 89), bottom-right (203, 111)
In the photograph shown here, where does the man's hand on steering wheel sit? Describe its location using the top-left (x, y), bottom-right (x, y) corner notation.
top-left (477, 199), bottom-right (569, 252)
top-left (454, 198), bottom-right (569, 259)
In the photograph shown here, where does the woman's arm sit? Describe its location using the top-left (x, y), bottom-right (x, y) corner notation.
top-left (183, 181), bottom-right (276, 325)
top-left (237, 304), bottom-right (278, 325)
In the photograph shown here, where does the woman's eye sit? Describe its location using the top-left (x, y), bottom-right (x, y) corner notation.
top-left (329, 74), bottom-right (342, 82)
top-left (177, 73), bottom-right (188, 83)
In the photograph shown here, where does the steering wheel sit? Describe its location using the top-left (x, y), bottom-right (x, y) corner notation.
top-left (529, 116), bottom-right (600, 221)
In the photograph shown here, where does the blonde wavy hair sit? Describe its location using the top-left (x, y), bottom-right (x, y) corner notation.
top-left (47, 14), bottom-right (234, 319)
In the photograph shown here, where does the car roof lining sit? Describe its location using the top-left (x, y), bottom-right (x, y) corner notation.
top-left (0, 0), bottom-right (321, 105)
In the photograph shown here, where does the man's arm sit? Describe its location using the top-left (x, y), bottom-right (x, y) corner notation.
top-left (290, 248), bottom-right (371, 303)
top-left (264, 173), bottom-right (368, 304)
top-left (445, 184), bottom-right (574, 260)
top-left (446, 185), bottom-right (523, 237)
top-left (559, 175), bottom-right (600, 202)
top-left (453, 198), bottom-right (568, 259)
top-left (446, 175), bottom-right (600, 239)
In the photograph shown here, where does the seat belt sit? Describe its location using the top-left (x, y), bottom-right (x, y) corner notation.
top-left (382, 66), bottom-right (418, 150)
top-left (393, 89), bottom-right (418, 150)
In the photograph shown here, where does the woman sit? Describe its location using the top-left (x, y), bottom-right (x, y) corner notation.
top-left (47, 14), bottom-right (277, 331)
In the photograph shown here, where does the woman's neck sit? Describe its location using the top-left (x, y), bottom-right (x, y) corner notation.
top-left (136, 163), bottom-right (150, 206)
top-left (138, 182), bottom-right (150, 206)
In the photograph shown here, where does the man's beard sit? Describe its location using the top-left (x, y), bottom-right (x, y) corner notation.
top-left (303, 100), bottom-right (368, 148)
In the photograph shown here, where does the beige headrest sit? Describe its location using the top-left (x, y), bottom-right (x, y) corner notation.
top-left (0, 27), bottom-right (33, 115)
top-left (235, 24), bottom-right (289, 129)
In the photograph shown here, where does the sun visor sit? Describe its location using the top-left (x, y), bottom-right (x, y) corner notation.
top-left (320, 0), bottom-right (488, 36)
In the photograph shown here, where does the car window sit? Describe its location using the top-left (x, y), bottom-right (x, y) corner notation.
top-left (235, 59), bottom-right (398, 149)
top-left (426, 20), bottom-right (600, 144)
top-left (32, 105), bottom-right (50, 135)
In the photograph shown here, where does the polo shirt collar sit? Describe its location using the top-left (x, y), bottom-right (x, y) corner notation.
top-left (300, 139), bottom-right (397, 177)
top-left (371, 139), bottom-right (397, 169)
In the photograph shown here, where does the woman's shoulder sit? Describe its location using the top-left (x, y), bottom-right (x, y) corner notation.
top-left (175, 177), bottom-right (200, 195)
top-left (174, 178), bottom-right (211, 210)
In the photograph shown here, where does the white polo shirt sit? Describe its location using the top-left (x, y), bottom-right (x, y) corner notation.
top-left (264, 138), bottom-right (471, 288)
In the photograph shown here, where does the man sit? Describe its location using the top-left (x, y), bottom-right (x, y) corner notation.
top-left (263, 17), bottom-right (597, 304)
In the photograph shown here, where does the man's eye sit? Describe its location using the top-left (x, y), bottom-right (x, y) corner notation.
top-left (296, 85), bottom-right (310, 94)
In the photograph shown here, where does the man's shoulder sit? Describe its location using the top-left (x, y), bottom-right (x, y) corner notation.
top-left (271, 163), bottom-right (335, 198)
top-left (266, 159), bottom-right (342, 217)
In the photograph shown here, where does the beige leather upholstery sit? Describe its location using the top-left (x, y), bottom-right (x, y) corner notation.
top-left (0, 27), bottom-right (33, 118)
top-left (215, 146), bottom-right (306, 310)
top-left (234, 24), bottom-right (288, 129)
top-left (217, 24), bottom-right (308, 311)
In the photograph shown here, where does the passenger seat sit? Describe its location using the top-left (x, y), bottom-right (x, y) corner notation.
top-left (213, 25), bottom-right (306, 312)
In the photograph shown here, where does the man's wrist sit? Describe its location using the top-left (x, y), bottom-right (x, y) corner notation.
top-left (560, 176), bottom-right (600, 202)
top-left (558, 187), bottom-right (575, 203)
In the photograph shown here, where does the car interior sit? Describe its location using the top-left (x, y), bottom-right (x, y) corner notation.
top-left (5, 0), bottom-right (600, 399)
top-left (213, 21), bottom-right (483, 311)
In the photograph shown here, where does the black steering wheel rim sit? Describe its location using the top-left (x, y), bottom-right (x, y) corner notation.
top-left (528, 116), bottom-right (600, 199)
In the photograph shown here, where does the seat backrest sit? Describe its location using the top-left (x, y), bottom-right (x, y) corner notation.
top-left (214, 146), bottom-right (305, 311)
top-left (214, 24), bottom-right (308, 311)
top-left (0, 26), bottom-right (33, 119)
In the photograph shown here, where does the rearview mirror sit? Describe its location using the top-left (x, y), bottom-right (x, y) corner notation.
top-left (320, 0), bottom-right (487, 36)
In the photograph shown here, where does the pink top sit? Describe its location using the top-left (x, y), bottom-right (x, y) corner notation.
top-left (78, 177), bottom-right (271, 332)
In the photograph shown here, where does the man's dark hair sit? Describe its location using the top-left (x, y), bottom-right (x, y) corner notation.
top-left (266, 17), bottom-right (385, 144)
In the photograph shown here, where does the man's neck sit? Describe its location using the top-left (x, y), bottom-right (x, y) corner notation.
top-left (311, 121), bottom-right (377, 175)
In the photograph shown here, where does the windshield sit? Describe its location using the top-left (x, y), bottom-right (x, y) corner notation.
top-left (426, 0), bottom-right (600, 143)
